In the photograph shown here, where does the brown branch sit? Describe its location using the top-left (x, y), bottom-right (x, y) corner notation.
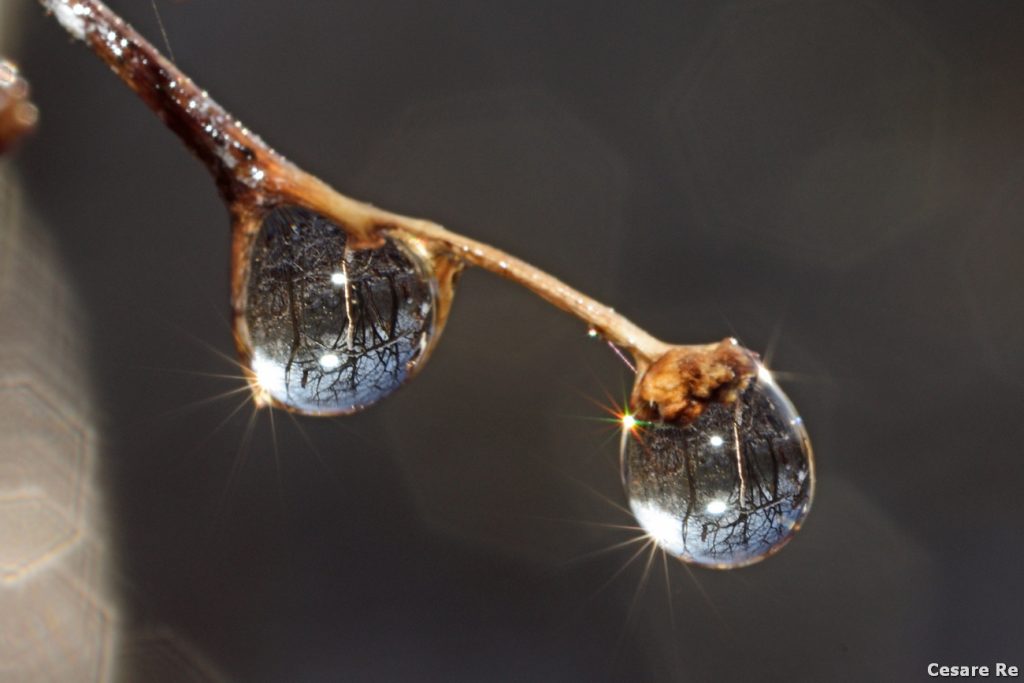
top-left (39, 0), bottom-right (760, 420)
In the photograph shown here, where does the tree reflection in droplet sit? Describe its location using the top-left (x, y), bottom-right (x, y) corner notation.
top-left (242, 206), bottom-right (437, 415)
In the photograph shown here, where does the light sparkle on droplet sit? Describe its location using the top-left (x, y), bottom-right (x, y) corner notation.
top-left (250, 350), bottom-right (286, 405)
top-left (330, 271), bottom-right (347, 287)
top-left (709, 434), bottom-right (724, 447)
top-left (706, 499), bottom-right (728, 515)
top-left (630, 500), bottom-right (685, 556)
top-left (621, 414), bottom-right (637, 430)
top-left (319, 353), bottom-right (341, 370)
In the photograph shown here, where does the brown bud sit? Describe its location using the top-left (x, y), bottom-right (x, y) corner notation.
top-left (631, 338), bottom-right (758, 424)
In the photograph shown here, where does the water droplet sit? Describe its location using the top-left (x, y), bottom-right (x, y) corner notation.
top-left (620, 369), bottom-right (813, 568)
top-left (242, 206), bottom-right (436, 414)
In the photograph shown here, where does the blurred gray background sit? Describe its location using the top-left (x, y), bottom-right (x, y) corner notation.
top-left (7, 0), bottom-right (1024, 680)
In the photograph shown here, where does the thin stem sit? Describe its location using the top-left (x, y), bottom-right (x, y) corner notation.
top-left (383, 215), bottom-right (671, 362)
top-left (39, 0), bottom-right (671, 365)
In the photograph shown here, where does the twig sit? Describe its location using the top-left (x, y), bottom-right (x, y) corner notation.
top-left (38, 0), bottom-right (759, 421)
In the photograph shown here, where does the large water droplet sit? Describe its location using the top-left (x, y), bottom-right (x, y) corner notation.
top-left (242, 205), bottom-right (436, 414)
top-left (621, 369), bottom-right (813, 568)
